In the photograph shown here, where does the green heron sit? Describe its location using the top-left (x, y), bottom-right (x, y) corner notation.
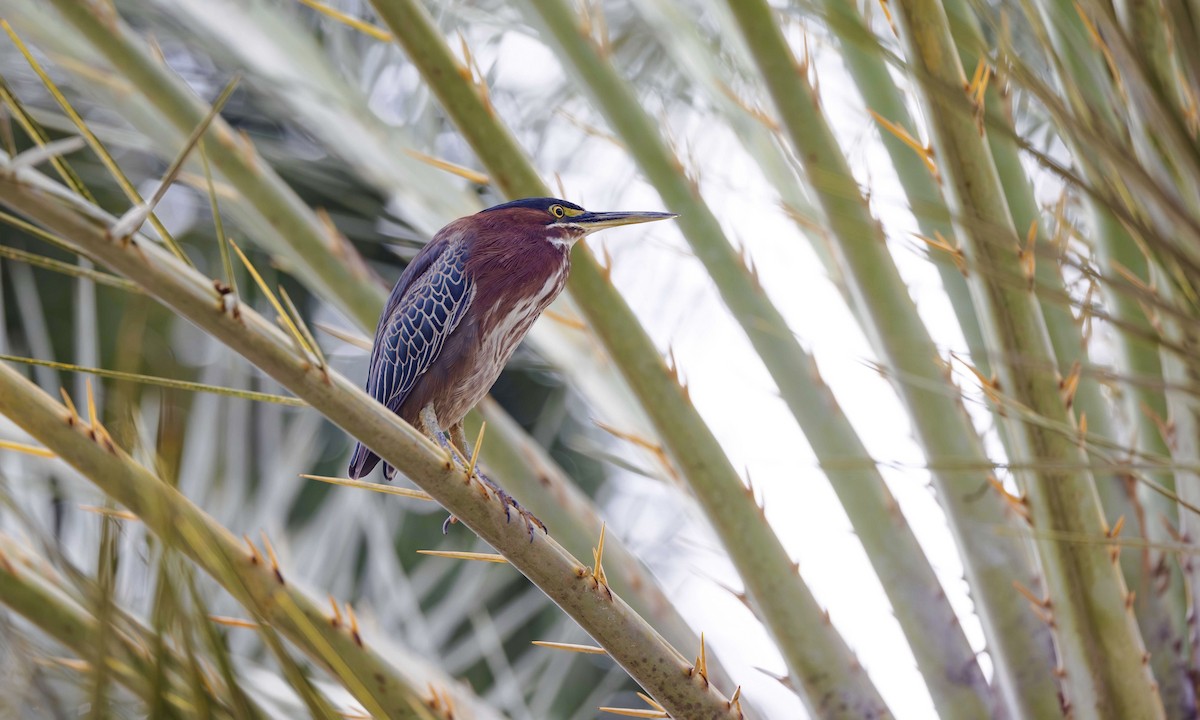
top-left (348, 197), bottom-right (675, 527)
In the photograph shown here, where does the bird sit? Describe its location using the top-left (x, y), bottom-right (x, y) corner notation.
top-left (348, 197), bottom-right (676, 526)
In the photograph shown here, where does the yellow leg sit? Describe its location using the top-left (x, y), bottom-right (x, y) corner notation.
top-left (449, 422), bottom-right (472, 461)
top-left (426, 406), bottom-right (547, 539)
top-left (420, 404), bottom-right (467, 467)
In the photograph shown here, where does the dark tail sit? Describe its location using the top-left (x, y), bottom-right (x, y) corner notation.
top-left (348, 442), bottom-right (381, 479)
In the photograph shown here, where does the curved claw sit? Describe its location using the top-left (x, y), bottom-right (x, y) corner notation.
top-left (434, 468), bottom-right (548, 541)
top-left (476, 470), bottom-right (546, 537)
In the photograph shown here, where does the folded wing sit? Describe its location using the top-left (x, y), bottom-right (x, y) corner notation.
top-left (348, 238), bottom-right (476, 479)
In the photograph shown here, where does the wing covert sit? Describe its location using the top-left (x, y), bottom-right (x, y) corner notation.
top-left (365, 241), bottom-right (474, 414)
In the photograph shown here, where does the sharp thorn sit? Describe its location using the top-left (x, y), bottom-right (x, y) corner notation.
top-left (328, 594), bottom-right (343, 629)
top-left (416, 550), bottom-right (508, 563)
top-left (531, 640), bottom-right (607, 655)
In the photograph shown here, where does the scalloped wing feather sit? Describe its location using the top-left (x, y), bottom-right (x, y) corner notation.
top-left (348, 237), bottom-right (475, 479)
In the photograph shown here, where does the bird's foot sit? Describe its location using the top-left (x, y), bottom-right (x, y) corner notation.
top-left (422, 406), bottom-right (547, 540)
top-left (474, 469), bottom-right (547, 541)
top-left (421, 404), bottom-right (470, 468)
top-left (437, 432), bottom-right (471, 469)
top-left (440, 467), bottom-right (546, 541)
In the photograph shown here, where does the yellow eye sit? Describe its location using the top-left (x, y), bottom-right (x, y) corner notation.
top-left (550, 204), bottom-right (566, 219)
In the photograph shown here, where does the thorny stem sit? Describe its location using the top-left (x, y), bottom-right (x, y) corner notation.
top-left (0, 162), bottom-right (741, 720)
top-left (891, 0), bottom-right (1164, 715)
top-left (371, 1), bottom-right (890, 713)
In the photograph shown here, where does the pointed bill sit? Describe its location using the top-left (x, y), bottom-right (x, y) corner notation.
top-left (567, 210), bottom-right (677, 232)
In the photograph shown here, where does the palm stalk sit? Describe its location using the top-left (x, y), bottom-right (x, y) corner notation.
top-left (31, 0), bottom-right (383, 328)
top-left (722, 0), bottom-right (1063, 715)
top-left (134, 0), bottom-right (711, 668)
top-left (142, 0), bottom-right (676, 482)
top-left (368, 1), bottom-right (892, 712)
top-left (517, 0), bottom-right (990, 712)
top-left (0, 377), bottom-right (463, 719)
top-left (16, 0), bottom-right (656, 477)
top-left (139, 0), bottom-right (477, 237)
top-left (936, 0), bottom-right (1171, 691)
top-left (824, 8), bottom-right (1125, 542)
top-left (607, 10), bottom-right (1001, 708)
top-left (1157, 276), bottom-right (1200, 680)
top-left (8, 0), bottom-right (682, 584)
top-left (934, 6), bottom-right (1161, 662)
top-left (0, 161), bottom-right (741, 719)
top-left (3, 5), bottom-right (717, 704)
top-left (817, 0), bottom-right (987, 372)
top-left (890, 0), bottom-right (1165, 716)
top-left (626, 0), bottom-right (837, 277)
top-left (820, 10), bottom-right (1146, 658)
top-left (1016, 0), bottom-right (1192, 710)
top-left (0, 533), bottom-right (258, 719)
top-left (468, 399), bottom-right (741, 691)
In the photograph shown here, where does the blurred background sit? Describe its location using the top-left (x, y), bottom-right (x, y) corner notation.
top-left (1, 0), bottom-right (1198, 718)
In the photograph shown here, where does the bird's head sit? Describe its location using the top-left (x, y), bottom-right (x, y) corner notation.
top-left (479, 197), bottom-right (676, 249)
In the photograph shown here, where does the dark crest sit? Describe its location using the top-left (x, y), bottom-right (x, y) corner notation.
top-left (480, 197), bottom-right (584, 214)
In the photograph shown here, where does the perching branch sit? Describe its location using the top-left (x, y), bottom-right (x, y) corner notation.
top-left (0, 158), bottom-right (741, 720)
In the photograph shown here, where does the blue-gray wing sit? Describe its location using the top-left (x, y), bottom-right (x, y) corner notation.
top-left (368, 241), bottom-right (474, 412)
top-left (349, 239), bottom-right (474, 478)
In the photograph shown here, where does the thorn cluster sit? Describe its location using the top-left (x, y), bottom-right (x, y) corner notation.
top-left (208, 615), bottom-right (257, 629)
top-left (260, 531), bottom-right (285, 585)
top-left (871, 110), bottom-right (939, 180)
top-left (720, 84), bottom-right (780, 132)
top-left (688, 632), bottom-right (709, 687)
top-left (958, 356), bottom-right (1004, 413)
top-left (916, 231), bottom-right (966, 275)
top-left (347, 601), bottom-right (361, 646)
top-left (594, 420), bottom-right (679, 483)
top-left (328, 594), bottom-right (343, 629)
top-left (877, 0), bottom-right (898, 37)
top-left (59, 381), bottom-right (116, 453)
top-left (966, 58), bottom-right (991, 135)
top-left (598, 691), bottom-right (669, 719)
top-left (425, 682), bottom-right (457, 718)
top-left (586, 523), bottom-right (612, 600)
top-left (578, 0), bottom-right (611, 57)
top-left (456, 32), bottom-right (493, 116)
top-left (1107, 515), bottom-right (1126, 564)
top-left (417, 550), bottom-right (508, 564)
top-left (1074, 5), bottom-right (1124, 99)
top-left (728, 685), bottom-right (744, 717)
top-left (1058, 361), bottom-right (1082, 411)
top-left (295, 0), bottom-right (392, 42)
top-left (531, 640), bottom-right (607, 655)
top-left (988, 475), bottom-right (1030, 524)
top-left (543, 308), bottom-right (588, 331)
top-left (1017, 219), bottom-right (1038, 289)
top-left (324, 594), bottom-right (362, 646)
top-left (1013, 580), bottom-right (1054, 627)
top-left (243, 534), bottom-right (264, 566)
